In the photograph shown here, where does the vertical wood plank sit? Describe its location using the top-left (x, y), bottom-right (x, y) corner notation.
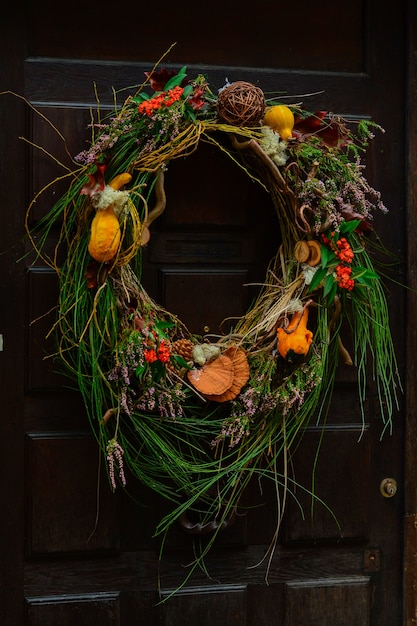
top-left (0, 2), bottom-right (26, 624)
top-left (405, 0), bottom-right (417, 622)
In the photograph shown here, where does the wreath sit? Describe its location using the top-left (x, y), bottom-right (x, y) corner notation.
top-left (27, 56), bottom-right (400, 587)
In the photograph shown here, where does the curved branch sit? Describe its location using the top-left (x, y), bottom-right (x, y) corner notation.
top-left (327, 295), bottom-right (353, 365)
top-left (141, 168), bottom-right (166, 245)
top-left (230, 135), bottom-right (297, 207)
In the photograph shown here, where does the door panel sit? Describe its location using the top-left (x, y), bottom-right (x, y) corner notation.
top-left (1, 1), bottom-right (407, 624)
top-left (143, 141), bottom-right (279, 333)
top-left (26, 433), bottom-right (119, 555)
top-left (284, 428), bottom-right (371, 542)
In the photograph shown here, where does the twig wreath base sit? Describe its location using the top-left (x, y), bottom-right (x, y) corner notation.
top-left (26, 55), bottom-right (400, 591)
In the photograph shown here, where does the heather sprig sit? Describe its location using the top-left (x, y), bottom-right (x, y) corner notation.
top-left (290, 136), bottom-right (387, 235)
top-left (106, 438), bottom-right (127, 491)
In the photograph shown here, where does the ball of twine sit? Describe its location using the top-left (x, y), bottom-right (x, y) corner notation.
top-left (217, 81), bottom-right (265, 127)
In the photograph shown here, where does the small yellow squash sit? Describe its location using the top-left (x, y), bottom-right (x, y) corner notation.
top-left (263, 105), bottom-right (295, 141)
top-left (88, 173), bottom-right (132, 263)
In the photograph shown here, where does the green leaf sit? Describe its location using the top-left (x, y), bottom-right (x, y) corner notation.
top-left (320, 244), bottom-right (336, 268)
top-left (154, 320), bottom-right (175, 341)
top-left (323, 274), bottom-right (336, 298)
top-left (155, 320), bottom-right (175, 331)
top-left (352, 266), bottom-right (379, 279)
top-left (339, 219), bottom-right (362, 234)
top-left (325, 280), bottom-right (338, 304)
top-left (182, 84), bottom-right (193, 97)
top-left (352, 243), bottom-right (365, 255)
top-left (164, 66), bottom-right (187, 90)
top-left (353, 267), bottom-right (379, 288)
top-left (131, 93), bottom-right (150, 104)
top-left (308, 266), bottom-right (328, 292)
top-left (171, 354), bottom-right (192, 370)
top-left (136, 362), bottom-right (147, 379)
top-left (185, 107), bottom-right (197, 124)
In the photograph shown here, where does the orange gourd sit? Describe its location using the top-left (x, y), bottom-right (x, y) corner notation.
top-left (88, 172), bottom-right (132, 263)
top-left (263, 105), bottom-right (295, 141)
top-left (277, 307), bottom-right (313, 363)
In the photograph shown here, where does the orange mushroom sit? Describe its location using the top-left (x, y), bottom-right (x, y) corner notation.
top-left (187, 346), bottom-right (251, 403)
top-left (294, 240), bottom-right (310, 263)
top-left (294, 239), bottom-right (322, 266)
top-left (187, 354), bottom-right (234, 395)
top-left (306, 240), bottom-right (321, 266)
top-left (203, 346), bottom-right (250, 403)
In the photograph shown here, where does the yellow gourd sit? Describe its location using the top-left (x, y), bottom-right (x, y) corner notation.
top-left (107, 172), bottom-right (132, 191)
top-left (88, 172), bottom-right (132, 263)
top-left (263, 105), bottom-right (295, 141)
top-left (277, 306), bottom-right (313, 363)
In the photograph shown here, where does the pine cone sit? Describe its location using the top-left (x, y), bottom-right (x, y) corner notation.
top-left (172, 338), bottom-right (194, 362)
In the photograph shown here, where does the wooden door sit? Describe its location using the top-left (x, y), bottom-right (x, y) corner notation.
top-left (1, 1), bottom-right (409, 624)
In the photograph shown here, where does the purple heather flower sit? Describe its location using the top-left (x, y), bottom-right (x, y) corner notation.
top-left (106, 439), bottom-right (126, 491)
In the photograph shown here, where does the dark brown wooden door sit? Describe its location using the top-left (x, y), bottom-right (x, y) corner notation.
top-left (1, 1), bottom-right (409, 624)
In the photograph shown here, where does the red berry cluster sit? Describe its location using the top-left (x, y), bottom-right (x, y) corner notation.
top-left (138, 86), bottom-right (184, 117)
top-left (322, 233), bottom-right (355, 291)
top-left (132, 314), bottom-right (172, 365)
top-left (144, 338), bottom-right (171, 364)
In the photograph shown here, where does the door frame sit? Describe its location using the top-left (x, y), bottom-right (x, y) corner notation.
top-left (1, 2), bottom-right (416, 623)
top-left (0, 4), bottom-right (27, 626)
top-left (404, 1), bottom-right (417, 623)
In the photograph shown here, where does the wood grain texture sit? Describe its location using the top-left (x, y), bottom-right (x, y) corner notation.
top-left (0, 0), bottom-right (409, 623)
top-left (405, 0), bottom-right (417, 621)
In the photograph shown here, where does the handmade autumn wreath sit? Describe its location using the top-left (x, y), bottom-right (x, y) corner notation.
top-left (27, 57), bottom-right (400, 584)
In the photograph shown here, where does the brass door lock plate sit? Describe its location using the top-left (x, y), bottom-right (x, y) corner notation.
top-left (380, 477), bottom-right (397, 498)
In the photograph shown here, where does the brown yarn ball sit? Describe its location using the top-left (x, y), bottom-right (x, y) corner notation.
top-left (217, 81), bottom-right (265, 127)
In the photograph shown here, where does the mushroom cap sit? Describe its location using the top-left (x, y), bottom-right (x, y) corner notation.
top-left (187, 354), bottom-right (234, 395)
top-left (294, 240), bottom-right (310, 263)
top-left (306, 240), bottom-right (321, 266)
top-left (204, 346), bottom-right (250, 403)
